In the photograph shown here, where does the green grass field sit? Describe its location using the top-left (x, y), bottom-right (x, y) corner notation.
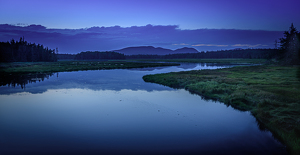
top-left (143, 65), bottom-right (300, 154)
top-left (0, 61), bottom-right (179, 73)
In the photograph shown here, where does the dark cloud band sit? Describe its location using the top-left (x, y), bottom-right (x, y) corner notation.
top-left (0, 24), bottom-right (283, 54)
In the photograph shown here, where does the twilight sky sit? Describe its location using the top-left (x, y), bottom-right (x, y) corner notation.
top-left (0, 0), bottom-right (299, 53)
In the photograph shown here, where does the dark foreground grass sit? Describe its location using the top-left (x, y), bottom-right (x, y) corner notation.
top-left (0, 61), bottom-right (179, 73)
top-left (143, 65), bottom-right (300, 154)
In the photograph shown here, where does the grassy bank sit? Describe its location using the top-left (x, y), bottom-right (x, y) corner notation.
top-left (128, 58), bottom-right (268, 64)
top-left (0, 61), bottom-right (179, 73)
top-left (143, 65), bottom-right (300, 154)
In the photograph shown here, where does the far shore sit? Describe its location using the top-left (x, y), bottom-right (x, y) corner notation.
top-left (0, 60), bottom-right (179, 73)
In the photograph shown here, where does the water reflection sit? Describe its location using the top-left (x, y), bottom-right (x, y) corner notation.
top-left (0, 89), bottom-right (287, 155)
top-left (0, 63), bottom-right (238, 95)
top-left (0, 63), bottom-right (288, 154)
top-left (0, 72), bottom-right (57, 89)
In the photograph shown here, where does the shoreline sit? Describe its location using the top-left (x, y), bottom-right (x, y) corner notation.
top-left (143, 65), bottom-right (300, 154)
top-left (1, 60), bottom-right (299, 154)
top-left (0, 61), bottom-right (179, 73)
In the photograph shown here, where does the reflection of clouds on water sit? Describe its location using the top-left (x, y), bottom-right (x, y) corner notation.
top-left (0, 69), bottom-right (171, 95)
top-left (177, 63), bottom-right (198, 69)
top-left (0, 63), bottom-right (246, 95)
top-left (0, 63), bottom-right (288, 155)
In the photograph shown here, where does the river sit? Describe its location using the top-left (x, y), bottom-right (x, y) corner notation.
top-left (0, 63), bottom-right (288, 154)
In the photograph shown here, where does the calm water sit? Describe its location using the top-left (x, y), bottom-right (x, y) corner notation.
top-left (0, 63), bottom-right (288, 155)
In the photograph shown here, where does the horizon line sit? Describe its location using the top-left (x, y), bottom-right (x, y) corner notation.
top-left (0, 23), bottom-right (286, 32)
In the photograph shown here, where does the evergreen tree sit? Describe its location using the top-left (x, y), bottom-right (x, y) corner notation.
top-left (0, 38), bottom-right (57, 62)
top-left (279, 23), bottom-right (300, 65)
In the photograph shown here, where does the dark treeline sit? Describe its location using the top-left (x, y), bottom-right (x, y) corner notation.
top-left (74, 51), bottom-right (125, 60)
top-left (57, 54), bottom-right (76, 60)
top-left (58, 49), bottom-right (278, 60)
top-left (0, 37), bottom-right (57, 62)
top-left (125, 48), bottom-right (278, 59)
top-left (278, 23), bottom-right (300, 65)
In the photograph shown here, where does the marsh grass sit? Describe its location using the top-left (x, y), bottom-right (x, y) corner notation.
top-left (143, 65), bottom-right (300, 154)
top-left (0, 61), bottom-right (179, 73)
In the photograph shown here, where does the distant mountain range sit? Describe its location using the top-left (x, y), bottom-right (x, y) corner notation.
top-left (114, 46), bottom-right (199, 55)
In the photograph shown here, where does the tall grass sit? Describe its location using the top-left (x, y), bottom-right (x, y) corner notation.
top-left (143, 65), bottom-right (300, 154)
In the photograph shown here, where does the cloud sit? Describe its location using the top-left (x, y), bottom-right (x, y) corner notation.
top-left (192, 44), bottom-right (228, 47)
top-left (231, 44), bottom-right (269, 48)
top-left (172, 43), bottom-right (189, 46)
top-left (0, 24), bottom-right (283, 53)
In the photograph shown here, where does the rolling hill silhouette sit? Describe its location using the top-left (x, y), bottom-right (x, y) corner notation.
top-left (115, 46), bottom-right (199, 55)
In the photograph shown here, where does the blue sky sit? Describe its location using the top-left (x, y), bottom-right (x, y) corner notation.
top-left (0, 0), bottom-right (299, 53)
top-left (1, 0), bottom-right (299, 30)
